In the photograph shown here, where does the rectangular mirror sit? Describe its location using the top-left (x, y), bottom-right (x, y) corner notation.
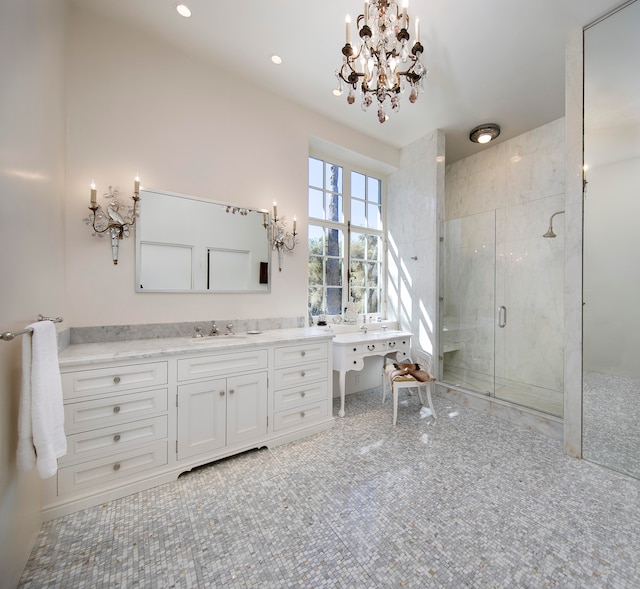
top-left (135, 189), bottom-right (271, 292)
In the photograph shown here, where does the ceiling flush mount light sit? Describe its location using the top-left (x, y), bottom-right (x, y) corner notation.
top-left (469, 123), bottom-right (501, 144)
top-left (335, 0), bottom-right (427, 123)
top-left (271, 55), bottom-right (283, 65)
top-left (175, 4), bottom-right (191, 18)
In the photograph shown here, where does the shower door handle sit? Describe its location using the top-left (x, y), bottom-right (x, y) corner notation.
top-left (498, 306), bottom-right (507, 328)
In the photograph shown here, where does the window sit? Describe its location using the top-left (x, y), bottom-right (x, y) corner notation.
top-left (308, 156), bottom-right (384, 318)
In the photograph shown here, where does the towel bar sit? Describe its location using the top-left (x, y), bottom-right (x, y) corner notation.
top-left (1, 315), bottom-right (64, 342)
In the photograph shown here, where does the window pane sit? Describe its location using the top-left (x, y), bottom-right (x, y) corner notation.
top-left (365, 261), bottom-right (379, 287)
top-left (367, 176), bottom-right (381, 204)
top-left (325, 163), bottom-right (342, 194)
top-left (350, 232), bottom-right (366, 260)
top-left (351, 171), bottom-right (365, 199)
top-left (351, 199), bottom-right (366, 227)
top-left (308, 287), bottom-right (324, 315)
top-left (308, 257), bottom-right (323, 286)
top-left (326, 194), bottom-right (343, 223)
top-left (308, 225), bottom-right (324, 255)
top-left (366, 234), bottom-right (381, 261)
top-left (367, 203), bottom-right (382, 230)
top-left (326, 227), bottom-right (343, 257)
top-left (309, 157), bottom-right (324, 189)
top-left (366, 288), bottom-right (380, 313)
top-left (326, 258), bottom-right (343, 286)
top-left (350, 261), bottom-right (364, 287)
top-left (349, 290), bottom-right (364, 314)
top-left (326, 287), bottom-right (342, 315)
top-left (308, 188), bottom-right (324, 220)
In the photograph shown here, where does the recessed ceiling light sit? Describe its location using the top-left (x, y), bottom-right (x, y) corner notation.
top-left (271, 55), bottom-right (283, 65)
top-left (176, 4), bottom-right (192, 18)
top-left (469, 123), bottom-right (501, 144)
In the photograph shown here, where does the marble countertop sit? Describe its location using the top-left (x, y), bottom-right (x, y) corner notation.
top-left (58, 327), bottom-right (333, 367)
top-left (330, 329), bottom-right (412, 345)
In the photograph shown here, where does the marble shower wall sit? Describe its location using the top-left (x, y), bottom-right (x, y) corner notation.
top-left (386, 130), bottom-right (445, 362)
top-left (444, 118), bottom-right (565, 401)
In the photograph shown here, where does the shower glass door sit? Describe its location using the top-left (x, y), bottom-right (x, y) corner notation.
top-left (440, 211), bottom-right (496, 396)
top-left (441, 201), bottom-right (564, 417)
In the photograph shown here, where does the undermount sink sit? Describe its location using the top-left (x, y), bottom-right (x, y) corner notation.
top-left (189, 334), bottom-right (247, 343)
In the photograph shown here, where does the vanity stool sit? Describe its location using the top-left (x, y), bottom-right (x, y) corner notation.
top-left (382, 350), bottom-right (436, 426)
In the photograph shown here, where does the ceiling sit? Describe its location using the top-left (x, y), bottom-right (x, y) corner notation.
top-left (75, 0), bottom-right (623, 163)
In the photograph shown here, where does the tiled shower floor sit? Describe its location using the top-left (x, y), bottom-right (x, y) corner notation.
top-left (19, 389), bottom-right (640, 588)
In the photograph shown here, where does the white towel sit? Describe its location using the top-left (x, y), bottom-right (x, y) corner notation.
top-left (16, 321), bottom-right (67, 478)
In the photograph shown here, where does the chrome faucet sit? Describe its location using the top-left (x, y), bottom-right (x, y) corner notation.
top-left (359, 325), bottom-right (368, 334)
top-left (225, 323), bottom-right (234, 335)
top-left (209, 322), bottom-right (219, 336)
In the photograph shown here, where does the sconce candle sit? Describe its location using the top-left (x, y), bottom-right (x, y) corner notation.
top-left (83, 177), bottom-right (141, 265)
top-left (293, 216), bottom-right (297, 234)
top-left (273, 201), bottom-right (278, 220)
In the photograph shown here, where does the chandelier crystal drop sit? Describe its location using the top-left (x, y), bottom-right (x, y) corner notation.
top-left (335, 0), bottom-right (427, 123)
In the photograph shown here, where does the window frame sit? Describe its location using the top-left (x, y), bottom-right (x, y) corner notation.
top-left (307, 152), bottom-right (387, 320)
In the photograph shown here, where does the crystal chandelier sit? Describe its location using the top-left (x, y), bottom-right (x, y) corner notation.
top-left (335, 0), bottom-right (426, 123)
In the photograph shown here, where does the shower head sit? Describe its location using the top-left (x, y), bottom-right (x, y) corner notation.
top-left (543, 210), bottom-right (565, 238)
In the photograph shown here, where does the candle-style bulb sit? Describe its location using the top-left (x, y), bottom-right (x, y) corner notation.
top-left (273, 201), bottom-right (278, 220)
top-left (134, 175), bottom-right (140, 194)
top-left (90, 181), bottom-right (97, 205)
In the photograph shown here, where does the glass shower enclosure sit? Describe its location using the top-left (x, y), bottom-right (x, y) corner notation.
top-left (440, 202), bottom-right (564, 417)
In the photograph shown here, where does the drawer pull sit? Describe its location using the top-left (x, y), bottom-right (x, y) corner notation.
top-left (113, 434), bottom-right (121, 442)
top-left (352, 347), bottom-right (357, 352)
top-left (229, 389), bottom-right (235, 395)
top-left (113, 376), bottom-right (121, 384)
top-left (300, 411), bottom-right (306, 418)
top-left (113, 405), bottom-right (121, 414)
top-left (301, 391), bottom-right (306, 398)
top-left (353, 360), bottom-right (357, 365)
top-left (300, 371), bottom-right (306, 378)
top-left (367, 344), bottom-right (376, 351)
top-left (388, 341), bottom-right (397, 348)
top-left (301, 351), bottom-right (306, 357)
top-left (113, 463), bottom-right (121, 472)
top-left (219, 390), bottom-right (225, 397)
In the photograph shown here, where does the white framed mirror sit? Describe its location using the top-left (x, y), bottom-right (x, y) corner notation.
top-left (135, 189), bottom-right (271, 293)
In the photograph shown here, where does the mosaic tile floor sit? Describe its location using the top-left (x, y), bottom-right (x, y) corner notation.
top-left (19, 389), bottom-right (640, 588)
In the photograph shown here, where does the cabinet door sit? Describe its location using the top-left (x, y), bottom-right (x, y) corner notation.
top-left (177, 379), bottom-right (226, 460)
top-left (226, 372), bottom-right (268, 446)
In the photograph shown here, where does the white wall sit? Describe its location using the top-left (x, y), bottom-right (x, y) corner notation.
top-left (0, 1), bottom-right (67, 586)
top-left (65, 6), bottom-right (399, 328)
top-left (583, 157), bottom-right (640, 378)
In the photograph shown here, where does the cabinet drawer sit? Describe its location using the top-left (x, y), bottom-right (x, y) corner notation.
top-left (62, 362), bottom-right (168, 400)
top-left (57, 442), bottom-right (168, 496)
top-left (274, 381), bottom-right (329, 411)
top-left (61, 416), bottom-right (168, 465)
top-left (64, 388), bottom-right (168, 434)
top-left (273, 401), bottom-right (329, 432)
top-left (274, 341), bottom-right (328, 367)
top-left (177, 349), bottom-right (268, 381)
top-left (273, 361), bottom-right (328, 389)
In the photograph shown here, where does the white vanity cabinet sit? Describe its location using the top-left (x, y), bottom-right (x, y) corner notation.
top-left (176, 350), bottom-right (268, 461)
top-left (52, 360), bottom-right (170, 502)
top-left (272, 341), bottom-right (330, 433)
top-left (45, 329), bottom-right (334, 520)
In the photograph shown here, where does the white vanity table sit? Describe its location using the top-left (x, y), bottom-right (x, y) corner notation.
top-left (332, 328), bottom-right (412, 417)
top-left (44, 328), bottom-right (334, 520)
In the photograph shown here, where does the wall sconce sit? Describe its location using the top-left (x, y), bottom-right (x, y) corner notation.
top-left (263, 201), bottom-right (298, 271)
top-left (84, 177), bottom-right (140, 264)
